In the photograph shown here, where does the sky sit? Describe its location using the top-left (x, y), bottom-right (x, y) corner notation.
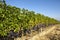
top-left (5, 0), bottom-right (60, 20)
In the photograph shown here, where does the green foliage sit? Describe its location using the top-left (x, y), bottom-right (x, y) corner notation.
top-left (0, 1), bottom-right (59, 36)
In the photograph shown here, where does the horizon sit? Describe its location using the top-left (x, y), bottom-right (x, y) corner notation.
top-left (6, 0), bottom-right (60, 20)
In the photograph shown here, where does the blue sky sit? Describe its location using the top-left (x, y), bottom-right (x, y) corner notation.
top-left (6, 0), bottom-right (60, 20)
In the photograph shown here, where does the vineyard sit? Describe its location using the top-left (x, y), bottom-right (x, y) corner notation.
top-left (0, 0), bottom-right (60, 40)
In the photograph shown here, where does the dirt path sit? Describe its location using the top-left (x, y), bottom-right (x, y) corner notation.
top-left (14, 24), bottom-right (60, 40)
top-left (39, 26), bottom-right (56, 36)
top-left (29, 25), bottom-right (59, 40)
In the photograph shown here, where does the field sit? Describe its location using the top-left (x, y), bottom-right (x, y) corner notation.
top-left (0, 0), bottom-right (60, 40)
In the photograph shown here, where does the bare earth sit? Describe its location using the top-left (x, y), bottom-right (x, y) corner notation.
top-left (29, 24), bottom-right (60, 40)
top-left (14, 24), bottom-right (60, 40)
